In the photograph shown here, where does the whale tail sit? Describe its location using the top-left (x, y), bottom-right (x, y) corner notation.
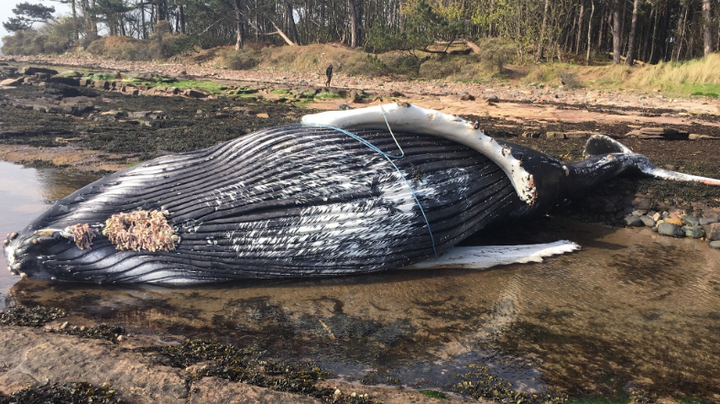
top-left (583, 135), bottom-right (720, 186)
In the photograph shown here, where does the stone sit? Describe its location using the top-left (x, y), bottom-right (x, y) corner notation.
top-left (657, 222), bottom-right (683, 237)
top-left (699, 217), bottom-right (718, 225)
top-left (47, 75), bottom-right (80, 86)
top-left (703, 210), bottom-right (720, 221)
top-left (651, 212), bottom-right (662, 222)
top-left (563, 131), bottom-right (595, 139)
top-left (485, 94), bottom-right (499, 102)
top-left (0, 78), bottom-right (23, 87)
top-left (347, 90), bottom-right (364, 103)
top-left (710, 240), bottom-right (720, 249)
top-left (183, 89), bottom-right (207, 98)
top-left (458, 92), bottom-right (475, 101)
top-left (94, 80), bottom-right (110, 90)
top-left (632, 210), bottom-right (648, 216)
top-left (337, 104), bottom-right (353, 110)
top-left (683, 215), bottom-right (700, 227)
top-left (128, 111), bottom-right (152, 119)
top-left (19, 66), bottom-right (58, 76)
top-left (624, 215), bottom-right (644, 227)
top-left (639, 215), bottom-right (655, 227)
top-left (683, 226), bottom-right (705, 239)
top-left (708, 223), bottom-right (720, 241)
top-left (390, 91), bottom-right (406, 98)
top-left (664, 217), bottom-right (683, 226)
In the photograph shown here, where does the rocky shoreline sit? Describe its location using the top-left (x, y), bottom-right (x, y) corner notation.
top-left (2, 55), bottom-right (720, 403)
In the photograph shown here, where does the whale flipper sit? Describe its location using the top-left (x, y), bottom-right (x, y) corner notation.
top-left (404, 240), bottom-right (580, 270)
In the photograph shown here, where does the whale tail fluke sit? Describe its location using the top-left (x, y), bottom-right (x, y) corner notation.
top-left (582, 135), bottom-right (720, 186)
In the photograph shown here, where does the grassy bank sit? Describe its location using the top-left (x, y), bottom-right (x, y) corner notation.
top-left (188, 45), bottom-right (720, 99)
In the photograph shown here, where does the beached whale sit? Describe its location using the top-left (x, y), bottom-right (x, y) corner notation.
top-left (4, 103), bottom-right (720, 284)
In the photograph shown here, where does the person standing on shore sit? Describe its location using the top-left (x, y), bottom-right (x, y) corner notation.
top-left (325, 64), bottom-right (333, 87)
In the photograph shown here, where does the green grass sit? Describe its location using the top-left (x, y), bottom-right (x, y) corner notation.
top-left (86, 73), bottom-right (117, 81)
top-left (418, 390), bottom-right (447, 399)
top-left (314, 91), bottom-right (342, 99)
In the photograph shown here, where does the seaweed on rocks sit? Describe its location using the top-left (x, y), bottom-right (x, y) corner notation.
top-left (140, 338), bottom-right (379, 403)
top-left (0, 382), bottom-right (123, 404)
top-left (51, 323), bottom-right (126, 343)
top-left (454, 364), bottom-right (568, 404)
top-left (0, 304), bottom-right (67, 327)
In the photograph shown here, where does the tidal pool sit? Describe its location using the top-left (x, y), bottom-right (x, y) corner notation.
top-left (2, 161), bottom-right (720, 401)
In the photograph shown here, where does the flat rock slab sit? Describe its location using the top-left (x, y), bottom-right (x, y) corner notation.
top-left (0, 327), bottom-right (471, 404)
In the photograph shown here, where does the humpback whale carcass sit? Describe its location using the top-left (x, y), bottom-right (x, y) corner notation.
top-left (4, 103), bottom-right (720, 284)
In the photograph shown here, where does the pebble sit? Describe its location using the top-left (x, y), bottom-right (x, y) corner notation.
top-left (639, 215), bottom-right (655, 227)
top-left (683, 226), bottom-right (705, 239)
top-left (683, 215), bottom-right (700, 227)
top-left (699, 217), bottom-right (718, 225)
top-left (657, 222), bottom-right (683, 237)
top-left (710, 241), bottom-right (720, 249)
top-left (663, 217), bottom-right (683, 226)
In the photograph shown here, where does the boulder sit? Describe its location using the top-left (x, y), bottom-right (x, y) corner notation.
top-left (683, 226), bottom-right (705, 239)
top-left (657, 222), bottom-right (683, 237)
top-left (47, 75), bottom-right (80, 86)
top-left (0, 78), bottom-right (23, 87)
top-left (708, 223), bottom-right (720, 241)
top-left (19, 66), bottom-right (58, 76)
top-left (624, 215), bottom-right (644, 227)
top-left (183, 89), bottom-right (207, 98)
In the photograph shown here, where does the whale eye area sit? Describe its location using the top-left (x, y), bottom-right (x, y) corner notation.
top-left (101, 210), bottom-right (179, 252)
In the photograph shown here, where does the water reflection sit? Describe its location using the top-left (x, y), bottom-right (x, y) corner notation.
top-left (7, 218), bottom-right (720, 400)
top-left (0, 161), bottom-right (100, 302)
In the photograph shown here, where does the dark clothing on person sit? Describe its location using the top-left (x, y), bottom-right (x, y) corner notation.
top-left (325, 65), bottom-right (333, 87)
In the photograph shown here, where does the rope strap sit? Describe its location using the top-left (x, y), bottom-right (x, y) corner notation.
top-left (301, 108), bottom-right (439, 257)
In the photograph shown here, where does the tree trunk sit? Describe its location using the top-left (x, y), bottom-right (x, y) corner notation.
top-left (587, 0), bottom-right (595, 64)
top-left (649, 1), bottom-right (660, 62)
top-left (536, 0), bottom-right (550, 61)
top-left (673, 1), bottom-right (689, 61)
top-left (178, 4), bottom-right (185, 33)
top-left (71, 0), bottom-right (78, 39)
top-left (626, 0), bottom-right (640, 65)
top-left (234, 0), bottom-right (244, 49)
top-left (157, 0), bottom-right (165, 22)
top-left (139, 0), bottom-right (146, 39)
top-left (575, 1), bottom-right (585, 55)
top-left (612, 0), bottom-right (621, 63)
top-left (702, 0), bottom-right (712, 56)
top-left (286, 1), bottom-right (299, 45)
top-left (348, 0), bottom-right (359, 48)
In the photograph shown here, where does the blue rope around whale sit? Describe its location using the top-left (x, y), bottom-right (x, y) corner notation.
top-left (301, 113), bottom-right (439, 258)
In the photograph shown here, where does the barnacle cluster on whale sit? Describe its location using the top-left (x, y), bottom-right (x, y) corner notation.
top-left (4, 102), bottom-right (720, 284)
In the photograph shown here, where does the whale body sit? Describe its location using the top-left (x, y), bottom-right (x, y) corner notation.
top-left (4, 103), bottom-right (719, 284)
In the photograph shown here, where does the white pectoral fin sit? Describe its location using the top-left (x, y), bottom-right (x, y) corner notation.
top-left (403, 240), bottom-right (580, 270)
top-left (301, 102), bottom-right (537, 205)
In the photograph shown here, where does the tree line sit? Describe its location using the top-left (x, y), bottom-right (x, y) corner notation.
top-left (4, 0), bottom-right (719, 64)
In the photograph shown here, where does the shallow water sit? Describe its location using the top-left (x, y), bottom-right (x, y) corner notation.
top-left (0, 161), bottom-right (100, 305)
top-left (2, 162), bottom-right (720, 401)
